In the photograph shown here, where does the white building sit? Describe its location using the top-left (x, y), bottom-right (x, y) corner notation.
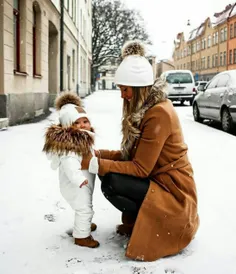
top-left (78, 0), bottom-right (92, 97)
top-left (0, 0), bottom-right (92, 126)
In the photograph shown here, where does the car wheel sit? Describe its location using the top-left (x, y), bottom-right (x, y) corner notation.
top-left (221, 108), bottom-right (233, 133)
top-left (193, 103), bottom-right (203, 122)
top-left (189, 99), bottom-right (193, 106)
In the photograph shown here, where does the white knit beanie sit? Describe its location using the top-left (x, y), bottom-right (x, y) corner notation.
top-left (115, 41), bottom-right (154, 87)
top-left (59, 104), bottom-right (90, 127)
top-left (55, 92), bottom-right (90, 127)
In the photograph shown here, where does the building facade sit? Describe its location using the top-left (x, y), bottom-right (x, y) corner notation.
top-left (78, 0), bottom-right (92, 97)
top-left (173, 4), bottom-right (234, 81)
top-left (0, 0), bottom-right (92, 126)
top-left (227, 4), bottom-right (236, 70)
top-left (156, 60), bottom-right (175, 77)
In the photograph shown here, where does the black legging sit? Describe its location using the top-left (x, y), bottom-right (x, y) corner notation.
top-left (100, 173), bottom-right (150, 217)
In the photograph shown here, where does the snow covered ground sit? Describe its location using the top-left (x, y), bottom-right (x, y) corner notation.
top-left (1, 90), bottom-right (236, 274)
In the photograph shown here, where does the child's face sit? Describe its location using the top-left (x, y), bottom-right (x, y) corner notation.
top-left (73, 117), bottom-right (91, 131)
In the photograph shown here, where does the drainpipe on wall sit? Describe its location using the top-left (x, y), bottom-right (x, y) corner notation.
top-left (227, 18), bottom-right (229, 71)
top-left (60, 0), bottom-right (64, 92)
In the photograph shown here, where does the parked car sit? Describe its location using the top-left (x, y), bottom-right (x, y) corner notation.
top-left (161, 70), bottom-right (197, 105)
top-left (193, 70), bottom-right (236, 132)
top-left (195, 81), bottom-right (208, 93)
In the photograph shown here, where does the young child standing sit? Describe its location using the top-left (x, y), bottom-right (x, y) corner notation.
top-left (43, 92), bottom-right (99, 248)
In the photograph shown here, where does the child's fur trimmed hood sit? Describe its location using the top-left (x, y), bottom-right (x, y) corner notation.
top-left (43, 125), bottom-right (94, 156)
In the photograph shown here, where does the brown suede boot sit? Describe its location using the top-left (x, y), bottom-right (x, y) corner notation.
top-left (116, 224), bottom-right (133, 236)
top-left (74, 235), bottom-right (99, 248)
top-left (116, 213), bottom-right (136, 236)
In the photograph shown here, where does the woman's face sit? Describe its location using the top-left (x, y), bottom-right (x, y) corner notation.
top-left (119, 86), bottom-right (133, 101)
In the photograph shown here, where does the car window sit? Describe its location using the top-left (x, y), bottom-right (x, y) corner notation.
top-left (207, 77), bottom-right (220, 89)
top-left (165, 73), bottom-right (193, 84)
top-left (216, 74), bottom-right (230, 88)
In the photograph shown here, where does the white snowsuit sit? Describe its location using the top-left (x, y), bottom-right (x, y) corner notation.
top-left (46, 129), bottom-right (98, 239)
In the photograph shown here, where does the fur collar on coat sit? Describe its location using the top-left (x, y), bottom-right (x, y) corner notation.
top-left (121, 79), bottom-right (167, 160)
top-left (43, 125), bottom-right (95, 156)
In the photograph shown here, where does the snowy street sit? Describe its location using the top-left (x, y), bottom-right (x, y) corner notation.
top-left (1, 90), bottom-right (236, 274)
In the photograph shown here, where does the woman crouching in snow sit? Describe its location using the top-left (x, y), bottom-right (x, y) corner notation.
top-left (81, 41), bottom-right (200, 261)
top-left (43, 92), bottom-right (99, 248)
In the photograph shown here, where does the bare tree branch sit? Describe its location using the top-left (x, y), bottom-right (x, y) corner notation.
top-left (91, 0), bottom-right (151, 87)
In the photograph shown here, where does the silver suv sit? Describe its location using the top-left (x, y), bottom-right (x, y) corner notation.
top-left (193, 70), bottom-right (236, 132)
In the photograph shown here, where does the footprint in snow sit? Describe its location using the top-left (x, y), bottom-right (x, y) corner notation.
top-left (65, 257), bottom-right (82, 268)
top-left (44, 214), bottom-right (56, 222)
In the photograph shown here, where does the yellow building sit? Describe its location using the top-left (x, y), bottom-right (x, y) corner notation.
top-left (173, 4), bottom-right (232, 81)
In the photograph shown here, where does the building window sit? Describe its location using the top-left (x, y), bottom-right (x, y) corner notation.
top-left (215, 54), bottom-right (218, 67)
top-left (72, 49), bottom-right (75, 81)
top-left (234, 49), bottom-right (236, 64)
top-left (220, 52), bottom-right (223, 66)
top-left (220, 29), bottom-right (224, 42)
top-left (187, 46), bottom-right (191, 56)
top-left (208, 35), bottom-right (211, 47)
top-left (201, 57), bottom-right (205, 69)
top-left (72, 0), bottom-right (76, 22)
top-left (207, 56), bottom-right (210, 68)
top-left (230, 24), bottom-right (233, 39)
top-left (229, 50), bottom-right (233, 64)
top-left (224, 27), bottom-right (227, 41)
top-left (234, 23), bottom-right (236, 37)
top-left (13, 0), bottom-right (26, 73)
top-left (80, 55), bottom-right (83, 83)
top-left (216, 32), bottom-right (219, 44)
top-left (13, 0), bottom-right (20, 71)
top-left (33, 2), bottom-right (41, 76)
top-left (223, 51), bottom-right (226, 66)
top-left (67, 55), bottom-right (71, 89)
top-left (213, 33), bottom-right (215, 45)
top-left (212, 55), bottom-right (215, 68)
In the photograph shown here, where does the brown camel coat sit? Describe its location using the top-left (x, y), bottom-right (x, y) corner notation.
top-left (97, 97), bottom-right (199, 262)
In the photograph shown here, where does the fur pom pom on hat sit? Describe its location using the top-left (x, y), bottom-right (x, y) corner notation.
top-left (115, 40), bottom-right (154, 87)
top-left (55, 92), bottom-right (90, 127)
top-left (121, 40), bottom-right (146, 59)
top-left (55, 91), bottom-right (82, 110)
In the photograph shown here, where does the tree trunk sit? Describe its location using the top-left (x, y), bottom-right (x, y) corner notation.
top-left (91, 67), bottom-right (98, 92)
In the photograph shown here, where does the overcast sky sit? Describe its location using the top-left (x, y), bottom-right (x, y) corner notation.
top-left (122, 0), bottom-right (232, 60)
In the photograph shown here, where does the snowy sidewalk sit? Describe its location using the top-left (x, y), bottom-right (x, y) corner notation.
top-left (1, 90), bottom-right (236, 274)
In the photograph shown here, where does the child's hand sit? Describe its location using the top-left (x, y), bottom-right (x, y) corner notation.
top-left (80, 180), bottom-right (88, 188)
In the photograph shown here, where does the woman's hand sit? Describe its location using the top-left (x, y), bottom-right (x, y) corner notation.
top-left (81, 153), bottom-right (93, 170)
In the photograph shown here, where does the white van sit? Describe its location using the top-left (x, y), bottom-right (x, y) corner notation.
top-left (161, 70), bottom-right (196, 105)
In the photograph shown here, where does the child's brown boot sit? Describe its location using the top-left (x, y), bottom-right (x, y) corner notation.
top-left (74, 235), bottom-right (99, 248)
